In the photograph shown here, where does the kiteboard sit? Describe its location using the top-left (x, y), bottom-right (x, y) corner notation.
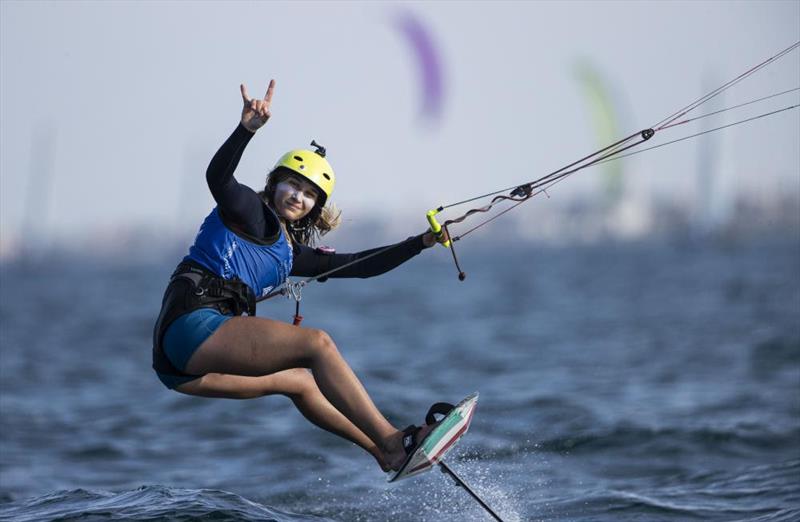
top-left (388, 392), bottom-right (479, 483)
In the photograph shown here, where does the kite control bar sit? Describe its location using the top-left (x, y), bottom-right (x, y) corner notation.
top-left (426, 208), bottom-right (451, 247)
top-left (426, 207), bottom-right (466, 281)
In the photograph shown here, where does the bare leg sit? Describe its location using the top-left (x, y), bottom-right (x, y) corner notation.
top-left (182, 316), bottom-right (413, 468)
top-left (176, 369), bottom-right (391, 470)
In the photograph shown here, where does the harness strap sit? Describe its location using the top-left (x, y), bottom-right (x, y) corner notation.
top-left (293, 300), bottom-right (303, 326)
top-left (171, 263), bottom-right (256, 316)
top-left (152, 262), bottom-right (257, 378)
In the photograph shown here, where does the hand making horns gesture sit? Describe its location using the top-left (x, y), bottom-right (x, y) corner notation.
top-left (240, 79), bottom-right (275, 132)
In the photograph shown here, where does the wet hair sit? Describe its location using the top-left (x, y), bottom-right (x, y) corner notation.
top-left (259, 167), bottom-right (341, 246)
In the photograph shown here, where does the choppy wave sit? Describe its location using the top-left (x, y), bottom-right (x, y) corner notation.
top-left (2, 240), bottom-right (798, 521)
top-left (0, 486), bottom-right (329, 522)
top-left (550, 489), bottom-right (800, 522)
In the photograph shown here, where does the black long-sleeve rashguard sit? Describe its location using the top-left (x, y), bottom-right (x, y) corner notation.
top-left (205, 124), bottom-right (426, 280)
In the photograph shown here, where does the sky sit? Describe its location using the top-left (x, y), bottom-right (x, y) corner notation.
top-left (1, 1), bottom-right (799, 254)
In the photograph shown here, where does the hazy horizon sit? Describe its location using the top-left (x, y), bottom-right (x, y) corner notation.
top-left (2, 1), bottom-right (798, 257)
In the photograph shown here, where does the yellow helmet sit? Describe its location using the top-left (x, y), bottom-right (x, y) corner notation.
top-left (272, 140), bottom-right (335, 205)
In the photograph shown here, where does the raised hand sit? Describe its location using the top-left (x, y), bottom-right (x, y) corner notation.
top-left (240, 79), bottom-right (275, 132)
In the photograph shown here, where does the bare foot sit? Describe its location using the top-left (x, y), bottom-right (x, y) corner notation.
top-left (363, 445), bottom-right (390, 472)
top-left (375, 454), bottom-right (392, 472)
top-left (382, 422), bottom-right (439, 471)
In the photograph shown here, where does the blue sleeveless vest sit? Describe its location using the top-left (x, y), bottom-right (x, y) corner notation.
top-left (184, 207), bottom-right (293, 298)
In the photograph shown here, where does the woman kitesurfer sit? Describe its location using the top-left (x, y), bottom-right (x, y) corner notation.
top-left (152, 79), bottom-right (446, 473)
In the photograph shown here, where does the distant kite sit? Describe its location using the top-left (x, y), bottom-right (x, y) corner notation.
top-left (575, 61), bottom-right (624, 207)
top-left (393, 10), bottom-right (444, 124)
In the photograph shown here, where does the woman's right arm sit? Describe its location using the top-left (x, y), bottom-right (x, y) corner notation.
top-left (205, 80), bottom-right (279, 238)
top-left (205, 123), bottom-right (266, 233)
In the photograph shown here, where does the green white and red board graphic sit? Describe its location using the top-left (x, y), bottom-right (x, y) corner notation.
top-left (388, 392), bottom-right (479, 482)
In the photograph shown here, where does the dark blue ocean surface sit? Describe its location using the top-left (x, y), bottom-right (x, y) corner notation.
top-left (1, 238), bottom-right (798, 521)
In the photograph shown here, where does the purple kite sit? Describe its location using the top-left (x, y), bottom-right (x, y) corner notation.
top-left (393, 10), bottom-right (445, 123)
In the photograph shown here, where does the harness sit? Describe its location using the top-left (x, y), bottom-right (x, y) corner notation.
top-left (151, 261), bottom-right (256, 377)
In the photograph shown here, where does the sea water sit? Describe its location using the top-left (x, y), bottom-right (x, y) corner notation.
top-left (1, 238), bottom-right (798, 521)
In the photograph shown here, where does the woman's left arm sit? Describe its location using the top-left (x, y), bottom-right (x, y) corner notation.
top-left (291, 233), bottom-right (438, 279)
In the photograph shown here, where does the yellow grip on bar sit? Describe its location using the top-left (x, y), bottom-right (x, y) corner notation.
top-left (426, 209), bottom-right (451, 248)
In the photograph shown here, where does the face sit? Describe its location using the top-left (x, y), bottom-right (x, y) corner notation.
top-left (272, 175), bottom-right (320, 221)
